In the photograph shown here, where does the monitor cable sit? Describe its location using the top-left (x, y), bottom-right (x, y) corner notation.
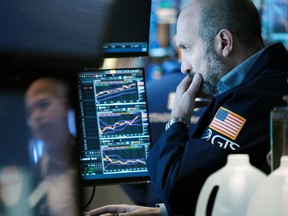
top-left (82, 186), bottom-right (96, 210)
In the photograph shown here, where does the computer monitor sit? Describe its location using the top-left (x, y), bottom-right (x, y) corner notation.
top-left (0, 0), bottom-right (114, 72)
top-left (76, 68), bottom-right (152, 186)
top-left (101, 0), bottom-right (152, 57)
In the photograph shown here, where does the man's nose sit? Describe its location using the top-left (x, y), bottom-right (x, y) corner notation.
top-left (180, 61), bottom-right (192, 75)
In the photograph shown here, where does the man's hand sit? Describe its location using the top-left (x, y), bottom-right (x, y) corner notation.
top-left (171, 73), bottom-right (204, 122)
top-left (88, 204), bottom-right (161, 216)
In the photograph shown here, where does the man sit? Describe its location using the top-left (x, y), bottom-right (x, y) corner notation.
top-left (25, 77), bottom-right (79, 216)
top-left (89, 0), bottom-right (288, 215)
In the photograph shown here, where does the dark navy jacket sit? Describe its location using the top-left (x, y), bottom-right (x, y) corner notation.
top-left (147, 43), bottom-right (288, 215)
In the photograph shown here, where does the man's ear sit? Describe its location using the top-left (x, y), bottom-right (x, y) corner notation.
top-left (214, 29), bottom-right (233, 58)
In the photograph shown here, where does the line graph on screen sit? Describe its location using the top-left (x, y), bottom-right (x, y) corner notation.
top-left (95, 80), bottom-right (139, 103)
top-left (102, 145), bottom-right (147, 172)
top-left (99, 112), bottom-right (143, 136)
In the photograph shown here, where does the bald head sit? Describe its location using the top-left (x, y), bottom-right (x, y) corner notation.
top-left (25, 77), bottom-right (69, 103)
top-left (176, 1), bottom-right (201, 50)
top-left (179, 0), bottom-right (264, 50)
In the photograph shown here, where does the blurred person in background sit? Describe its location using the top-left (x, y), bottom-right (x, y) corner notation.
top-left (25, 77), bottom-right (79, 216)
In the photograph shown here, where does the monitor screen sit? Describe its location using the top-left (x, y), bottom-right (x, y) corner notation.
top-left (0, 0), bottom-right (114, 71)
top-left (102, 0), bottom-right (152, 57)
top-left (76, 68), bottom-right (152, 186)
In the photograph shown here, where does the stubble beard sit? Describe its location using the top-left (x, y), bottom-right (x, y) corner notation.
top-left (200, 44), bottom-right (226, 97)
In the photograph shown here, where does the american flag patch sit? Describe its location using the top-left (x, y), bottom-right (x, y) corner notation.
top-left (209, 107), bottom-right (246, 140)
